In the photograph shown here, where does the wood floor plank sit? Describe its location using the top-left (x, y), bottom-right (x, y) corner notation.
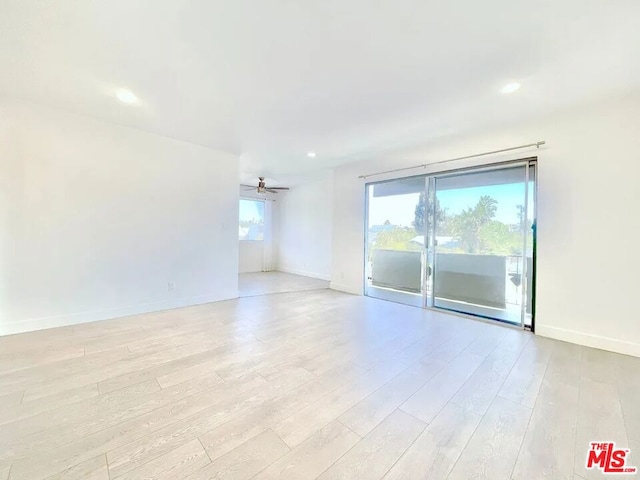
top-left (0, 346), bottom-right (85, 376)
top-left (200, 363), bottom-right (364, 461)
top-left (156, 359), bottom-right (223, 389)
top-left (338, 352), bottom-right (448, 436)
top-left (573, 377), bottom-right (630, 480)
top-left (450, 345), bottom-right (522, 416)
top-left (386, 331), bottom-right (452, 366)
top-left (0, 383), bottom-right (98, 426)
top-left (580, 347), bottom-right (620, 386)
top-left (17, 346), bottom-right (186, 400)
top-left (1, 279), bottom-right (639, 480)
top-left (0, 391), bottom-right (23, 408)
top-left (465, 328), bottom-right (508, 357)
top-left (112, 438), bottom-right (210, 480)
top-left (497, 336), bottom-right (553, 408)
top-left (104, 368), bottom-right (309, 478)
top-left (0, 378), bottom-right (166, 458)
top-left (0, 378), bottom-right (159, 442)
top-left (0, 347), bottom-right (132, 399)
top-left (383, 402), bottom-right (482, 480)
top-left (349, 330), bottom-right (426, 370)
top-left (272, 361), bottom-right (408, 448)
top-left (239, 271), bottom-right (329, 297)
top-left (185, 430), bottom-right (289, 480)
top-left (43, 455), bottom-right (108, 480)
top-left (426, 332), bottom-right (480, 364)
top-left (400, 351), bottom-right (485, 424)
top-left (7, 373), bottom-right (266, 479)
top-left (447, 396), bottom-right (532, 480)
top-left (512, 341), bottom-right (581, 480)
top-left (253, 420), bottom-right (360, 480)
top-left (96, 348), bottom-right (231, 394)
top-left (495, 328), bottom-right (532, 354)
top-left (316, 409), bottom-right (425, 480)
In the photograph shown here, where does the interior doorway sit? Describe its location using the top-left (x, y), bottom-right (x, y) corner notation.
top-left (239, 197), bottom-right (268, 273)
top-left (365, 159), bottom-right (536, 329)
top-left (237, 195), bottom-right (330, 298)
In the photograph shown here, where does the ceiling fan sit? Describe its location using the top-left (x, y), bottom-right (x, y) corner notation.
top-left (242, 177), bottom-right (290, 194)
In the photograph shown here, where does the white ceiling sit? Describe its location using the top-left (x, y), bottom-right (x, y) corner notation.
top-left (2, 0), bottom-right (639, 183)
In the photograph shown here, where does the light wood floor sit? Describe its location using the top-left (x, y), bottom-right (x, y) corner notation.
top-left (239, 271), bottom-right (330, 297)
top-left (0, 289), bottom-right (638, 480)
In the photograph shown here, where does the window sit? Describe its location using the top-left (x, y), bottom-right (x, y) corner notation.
top-left (364, 159), bottom-right (537, 327)
top-left (239, 199), bottom-right (265, 240)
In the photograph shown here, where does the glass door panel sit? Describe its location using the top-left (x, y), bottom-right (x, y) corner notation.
top-left (365, 177), bottom-right (426, 307)
top-left (432, 165), bottom-right (529, 325)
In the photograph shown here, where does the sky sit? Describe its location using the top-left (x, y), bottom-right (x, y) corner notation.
top-left (368, 182), bottom-right (533, 227)
top-left (239, 198), bottom-right (265, 223)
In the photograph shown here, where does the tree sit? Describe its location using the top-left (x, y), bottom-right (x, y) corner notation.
top-left (480, 220), bottom-right (522, 254)
top-left (450, 195), bottom-right (498, 253)
top-left (374, 227), bottom-right (422, 251)
top-left (413, 193), bottom-right (448, 235)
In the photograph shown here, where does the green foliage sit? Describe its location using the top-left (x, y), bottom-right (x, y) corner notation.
top-left (375, 194), bottom-right (529, 256)
top-left (449, 195), bottom-right (498, 253)
top-left (413, 192), bottom-right (449, 235)
top-left (374, 227), bottom-right (422, 251)
top-left (479, 221), bottom-right (522, 255)
top-left (239, 219), bottom-right (262, 228)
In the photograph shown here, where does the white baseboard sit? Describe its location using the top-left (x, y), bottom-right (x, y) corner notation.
top-left (329, 281), bottom-right (362, 296)
top-left (0, 290), bottom-right (238, 337)
top-left (536, 324), bottom-right (640, 358)
top-left (275, 266), bottom-right (331, 282)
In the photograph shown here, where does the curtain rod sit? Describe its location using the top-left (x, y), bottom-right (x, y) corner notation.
top-left (358, 141), bottom-right (546, 179)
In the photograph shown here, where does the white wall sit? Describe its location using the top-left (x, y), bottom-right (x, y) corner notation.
top-left (0, 100), bottom-right (239, 335)
top-left (276, 172), bottom-right (333, 280)
top-left (239, 241), bottom-right (264, 273)
top-left (332, 92), bottom-right (640, 357)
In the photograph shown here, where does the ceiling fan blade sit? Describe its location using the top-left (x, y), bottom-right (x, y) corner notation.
top-left (265, 188), bottom-right (280, 193)
top-left (268, 187), bottom-right (290, 190)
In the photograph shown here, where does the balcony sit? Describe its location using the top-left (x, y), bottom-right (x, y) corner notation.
top-left (367, 249), bottom-right (532, 325)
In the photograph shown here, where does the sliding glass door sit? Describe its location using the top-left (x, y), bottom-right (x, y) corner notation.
top-left (365, 177), bottom-right (427, 307)
top-left (430, 163), bottom-right (534, 326)
top-left (364, 159), bottom-right (536, 328)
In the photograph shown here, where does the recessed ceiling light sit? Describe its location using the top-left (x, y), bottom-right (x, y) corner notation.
top-left (116, 89), bottom-right (138, 104)
top-left (501, 82), bottom-right (521, 94)
top-left (307, 152), bottom-right (317, 158)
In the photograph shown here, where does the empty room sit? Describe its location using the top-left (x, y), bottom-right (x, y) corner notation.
top-left (1, 1), bottom-right (639, 480)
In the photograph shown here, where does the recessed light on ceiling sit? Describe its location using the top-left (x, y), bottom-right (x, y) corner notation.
top-left (501, 82), bottom-right (521, 94)
top-left (116, 89), bottom-right (138, 104)
top-left (307, 152), bottom-right (317, 158)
